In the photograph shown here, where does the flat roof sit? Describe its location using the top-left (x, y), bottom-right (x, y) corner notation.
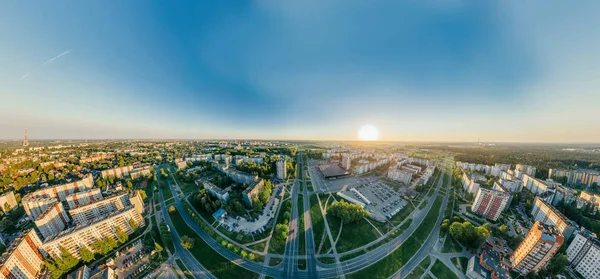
top-left (319, 163), bottom-right (350, 178)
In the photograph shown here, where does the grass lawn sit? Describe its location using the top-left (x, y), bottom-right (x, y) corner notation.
top-left (442, 236), bottom-right (462, 253)
top-left (431, 260), bottom-right (458, 279)
top-left (298, 196), bottom-right (306, 255)
top-left (334, 217), bottom-right (381, 253)
top-left (168, 210), bottom-right (258, 279)
top-left (309, 195), bottom-right (325, 249)
top-left (175, 259), bottom-right (194, 279)
top-left (423, 274), bottom-right (434, 279)
top-left (298, 259), bottom-right (306, 270)
top-left (389, 203), bottom-right (415, 227)
top-left (247, 242), bottom-right (266, 252)
top-left (405, 266), bottom-right (425, 279)
top-left (452, 257), bottom-right (469, 273)
top-left (418, 256), bottom-right (431, 270)
top-left (160, 179), bottom-right (173, 201)
top-left (346, 196), bottom-right (442, 279)
top-left (317, 257), bottom-right (336, 264)
top-left (269, 258), bottom-right (282, 266)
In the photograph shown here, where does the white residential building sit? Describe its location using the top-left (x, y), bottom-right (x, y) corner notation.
top-left (35, 202), bottom-right (70, 239)
top-left (276, 159), bottom-right (286, 180)
top-left (566, 230), bottom-right (600, 279)
top-left (65, 188), bottom-right (103, 208)
top-left (0, 230), bottom-right (44, 279)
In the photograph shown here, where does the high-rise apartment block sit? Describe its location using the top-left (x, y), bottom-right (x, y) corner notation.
top-left (65, 188), bottom-right (103, 208)
top-left (23, 174), bottom-right (94, 202)
top-left (471, 187), bottom-right (511, 221)
top-left (276, 159), bottom-right (286, 180)
top-left (341, 155), bottom-right (351, 170)
top-left (42, 206), bottom-right (144, 260)
top-left (35, 202), bottom-right (70, 239)
top-left (566, 230), bottom-right (600, 279)
top-left (68, 191), bottom-right (144, 225)
top-left (0, 230), bottom-right (45, 279)
top-left (511, 221), bottom-right (564, 276)
top-left (0, 191), bottom-right (18, 213)
top-left (100, 165), bottom-right (134, 179)
top-left (22, 197), bottom-right (57, 219)
top-left (531, 197), bottom-right (577, 240)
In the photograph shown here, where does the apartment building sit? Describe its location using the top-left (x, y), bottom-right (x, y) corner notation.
top-left (276, 159), bottom-right (286, 180)
top-left (42, 206), bottom-right (144, 260)
top-left (65, 188), bottom-right (103, 208)
top-left (466, 244), bottom-right (511, 279)
top-left (25, 174), bottom-right (94, 201)
top-left (0, 230), bottom-right (45, 279)
top-left (78, 153), bottom-right (114, 164)
top-left (566, 229), bottom-right (600, 279)
top-left (0, 191), bottom-right (18, 213)
top-left (100, 165), bottom-right (133, 179)
top-left (22, 197), bottom-right (58, 219)
top-left (197, 180), bottom-right (230, 202)
top-left (387, 168), bottom-right (413, 185)
top-left (515, 164), bottom-right (537, 177)
top-left (549, 169), bottom-right (600, 187)
top-left (579, 191), bottom-right (600, 209)
top-left (531, 197), bottom-right (577, 240)
top-left (462, 173), bottom-right (481, 195)
top-left (35, 202), bottom-right (70, 239)
top-left (129, 165), bottom-right (152, 179)
top-left (68, 193), bottom-right (129, 224)
top-left (471, 187), bottom-right (511, 221)
top-left (511, 221), bottom-right (564, 276)
top-left (242, 179), bottom-right (265, 206)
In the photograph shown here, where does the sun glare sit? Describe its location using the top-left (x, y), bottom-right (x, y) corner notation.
top-left (358, 125), bottom-right (379, 141)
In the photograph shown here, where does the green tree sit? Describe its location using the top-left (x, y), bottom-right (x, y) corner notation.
top-left (129, 218), bottom-right (139, 231)
top-left (154, 242), bottom-right (164, 253)
top-left (498, 224), bottom-right (508, 234)
top-left (328, 200), bottom-right (369, 224)
top-left (115, 226), bottom-right (129, 244)
top-left (181, 235), bottom-right (195, 249)
top-left (168, 205), bottom-right (177, 213)
top-left (547, 253), bottom-right (568, 275)
top-left (79, 247), bottom-right (95, 263)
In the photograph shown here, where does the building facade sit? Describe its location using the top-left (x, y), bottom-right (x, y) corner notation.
top-left (566, 230), bottom-right (600, 279)
top-left (65, 188), bottom-right (103, 208)
top-left (511, 221), bottom-right (564, 276)
top-left (0, 191), bottom-right (18, 213)
top-left (242, 179), bottom-right (265, 206)
top-left (531, 197), bottom-right (577, 240)
top-left (276, 160), bottom-right (286, 180)
top-left (341, 155), bottom-right (351, 170)
top-left (25, 174), bottom-right (94, 202)
top-left (100, 165), bottom-right (134, 179)
top-left (0, 230), bottom-right (45, 279)
top-left (42, 206), bottom-right (144, 260)
top-left (35, 202), bottom-right (70, 239)
top-left (22, 197), bottom-right (57, 219)
top-left (471, 187), bottom-right (511, 221)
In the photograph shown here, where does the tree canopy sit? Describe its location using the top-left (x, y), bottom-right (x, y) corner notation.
top-left (328, 200), bottom-right (369, 224)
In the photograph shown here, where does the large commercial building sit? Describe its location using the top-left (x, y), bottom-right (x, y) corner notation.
top-left (24, 174), bottom-right (94, 202)
top-left (531, 197), bottom-right (577, 240)
top-left (42, 206), bottom-right (144, 260)
top-left (65, 188), bottom-right (103, 208)
top-left (0, 191), bottom-right (18, 213)
top-left (566, 229), bottom-right (600, 279)
top-left (276, 159), bottom-right (286, 180)
top-left (471, 187), bottom-right (511, 221)
top-left (22, 197), bottom-right (58, 219)
top-left (511, 221), bottom-right (563, 276)
top-left (35, 202), bottom-right (70, 239)
top-left (0, 230), bottom-right (45, 279)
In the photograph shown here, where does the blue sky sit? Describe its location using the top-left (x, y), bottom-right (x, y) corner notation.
top-left (1, 1), bottom-right (599, 142)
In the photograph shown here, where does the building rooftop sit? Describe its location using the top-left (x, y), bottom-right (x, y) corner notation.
top-left (319, 163), bottom-right (350, 178)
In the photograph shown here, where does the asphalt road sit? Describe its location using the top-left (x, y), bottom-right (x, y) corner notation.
top-left (156, 170), bottom-right (216, 279)
top-left (394, 160), bottom-right (453, 278)
top-left (301, 155), bottom-right (318, 278)
top-left (154, 158), bottom-right (453, 279)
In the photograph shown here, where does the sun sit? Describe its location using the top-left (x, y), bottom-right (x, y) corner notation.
top-left (358, 125), bottom-right (379, 141)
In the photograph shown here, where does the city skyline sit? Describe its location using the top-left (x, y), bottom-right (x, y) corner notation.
top-left (2, 1), bottom-right (600, 142)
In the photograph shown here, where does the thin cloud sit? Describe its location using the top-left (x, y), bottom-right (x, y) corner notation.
top-left (43, 49), bottom-right (72, 65)
top-left (20, 49), bottom-right (73, 81)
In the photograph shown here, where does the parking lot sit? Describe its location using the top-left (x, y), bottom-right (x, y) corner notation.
top-left (116, 240), bottom-right (151, 279)
top-left (353, 181), bottom-right (408, 222)
top-left (220, 185), bottom-right (285, 236)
